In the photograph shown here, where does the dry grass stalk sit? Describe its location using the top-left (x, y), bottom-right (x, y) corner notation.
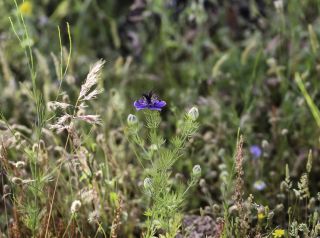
top-left (78, 60), bottom-right (105, 100)
top-left (45, 60), bottom-right (105, 238)
top-left (111, 197), bottom-right (123, 238)
top-left (233, 135), bottom-right (244, 212)
top-left (232, 135), bottom-right (249, 236)
top-left (9, 207), bottom-right (21, 238)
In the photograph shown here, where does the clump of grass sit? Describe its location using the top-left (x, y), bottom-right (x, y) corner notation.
top-left (45, 59), bottom-right (106, 237)
top-left (232, 135), bottom-right (250, 237)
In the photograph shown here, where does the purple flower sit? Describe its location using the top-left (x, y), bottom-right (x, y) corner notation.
top-left (134, 92), bottom-right (166, 111)
top-left (250, 145), bottom-right (262, 159)
top-left (253, 180), bottom-right (266, 191)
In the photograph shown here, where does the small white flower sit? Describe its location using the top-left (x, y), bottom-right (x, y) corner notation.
top-left (127, 114), bottom-right (138, 125)
top-left (70, 200), bottom-right (82, 214)
top-left (187, 107), bottom-right (199, 121)
top-left (88, 210), bottom-right (100, 224)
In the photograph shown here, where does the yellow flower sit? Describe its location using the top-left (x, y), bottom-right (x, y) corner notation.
top-left (258, 213), bottom-right (265, 220)
top-left (19, 1), bottom-right (32, 16)
top-left (273, 229), bottom-right (285, 238)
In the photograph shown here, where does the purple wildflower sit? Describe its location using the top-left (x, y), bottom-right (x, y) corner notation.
top-left (250, 145), bottom-right (262, 159)
top-left (134, 92), bottom-right (166, 111)
top-left (253, 180), bottom-right (266, 191)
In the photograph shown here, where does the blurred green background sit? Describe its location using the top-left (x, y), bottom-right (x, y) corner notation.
top-left (1, 0), bottom-right (320, 237)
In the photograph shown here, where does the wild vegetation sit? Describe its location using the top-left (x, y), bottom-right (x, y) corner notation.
top-left (1, 0), bottom-right (320, 237)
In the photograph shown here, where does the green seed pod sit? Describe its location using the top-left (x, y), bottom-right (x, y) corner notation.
top-left (187, 107), bottom-right (199, 121)
top-left (127, 114), bottom-right (138, 125)
top-left (192, 164), bottom-right (201, 176)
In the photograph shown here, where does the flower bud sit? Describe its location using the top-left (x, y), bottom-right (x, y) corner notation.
top-left (192, 164), bottom-right (201, 176)
top-left (95, 170), bottom-right (103, 181)
top-left (199, 178), bottom-right (206, 187)
top-left (257, 205), bottom-right (265, 214)
top-left (258, 212), bottom-right (266, 220)
top-left (280, 181), bottom-right (288, 192)
top-left (32, 143), bottom-right (39, 152)
top-left (308, 197), bottom-right (316, 210)
top-left (228, 205), bottom-right (238, 215)
top-left (187, 107), bottom-right (199, 121)
top-left (149, 144), bottom-right (158, 151)
top-left (14, 132), bottom-right (21, 140)
top-left (15, 161), bottom-right (26, 169)
top-left (3, 184), bottom-right (10, 194)
top-left (275, 204), bottom-right (284, 213)
top-left (70, 200), bottom-right (82, 214)
top-left (212, 204), bottom-right (220, 213)
top-left (127, 114), bottom-right (138, 125)
top-left (267, 211), bottom-right (274, 221)
top-left (262, 140), bottom-right (269, 149)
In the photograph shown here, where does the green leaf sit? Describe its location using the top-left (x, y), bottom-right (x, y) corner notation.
top-left (295, 73), bottom-right (320, 128)
top-left (50, 1), bottom-right (70, 20)
top-left (144, 208), bottom-right (153, 217)
top-left (110, 192), bottom-right (119, 205)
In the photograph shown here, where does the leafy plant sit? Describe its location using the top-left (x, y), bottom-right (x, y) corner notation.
top-left (126, 105), bottom-right (200, 237)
